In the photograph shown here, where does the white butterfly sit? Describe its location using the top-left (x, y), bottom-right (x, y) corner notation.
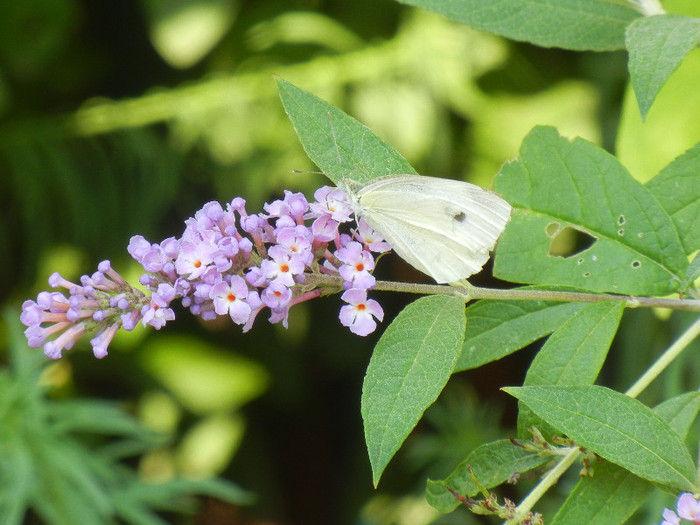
top-left (338, 174), bottom-right (512, 284)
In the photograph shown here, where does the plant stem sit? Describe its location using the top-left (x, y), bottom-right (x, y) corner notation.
top-left (625, 316), bottom-right (700, 398)
top-left (505, 447), bottom-right (581, 525)
top-left (369, 279), bottom-right (700, 312)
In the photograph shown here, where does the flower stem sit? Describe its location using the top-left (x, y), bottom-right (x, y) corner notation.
top-left (505, 447), bottom-right (581, 525)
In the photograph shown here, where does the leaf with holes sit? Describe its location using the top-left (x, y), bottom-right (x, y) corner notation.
top-left (493, 126), bottom-right (687, 296)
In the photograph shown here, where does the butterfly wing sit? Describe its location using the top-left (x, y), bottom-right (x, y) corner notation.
top-left (356, 175), bottom-right (511, 283)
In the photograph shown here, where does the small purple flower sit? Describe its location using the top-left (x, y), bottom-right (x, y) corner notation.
top-left (175, 240), bottom-right (216, 280)
top-left (277, 226), bottom-right (314, 266)
top-left (337, 241), bottom-right (376, 290)
top-left (22, 261), bottom-right (151, 359)
top-left (261, 245), bottom-right (305, 287)
top-left (261, 281), bottom-right (292, 311)
top-left (312, 214), bottom-right (339, 243)
top-left (661, 508), bottom-right (681, 525)
top-left (210, 276), bottom-right (254, 325)
top-left (355, 218), bottom-right (391, 253)
top-left (339, 289), bottom-right (384, 336)
top-left (310, 186), bottom-right (352, 222)
top-left (677, 493), bottom-right (700, 523)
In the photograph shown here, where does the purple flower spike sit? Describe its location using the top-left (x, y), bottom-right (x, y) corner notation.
top-left (23, 183), bottom-right (397, 359)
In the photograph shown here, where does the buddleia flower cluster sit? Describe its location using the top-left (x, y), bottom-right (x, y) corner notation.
top-left (21, 186), bottom-right (390, 360)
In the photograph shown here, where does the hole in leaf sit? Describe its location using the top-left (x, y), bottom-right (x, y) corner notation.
top-left (548, 226), bottom-right (597, 258)
top-left (631, 260), bottom-right (641, 269)
top-left (617, 215), bottom-right (625, 226)
top-left (545, 222), bottom-right (561, 238)
top-left (617, 229), bottom-right (624, 236)
top-left (583, 271), bottom-right (591, 278)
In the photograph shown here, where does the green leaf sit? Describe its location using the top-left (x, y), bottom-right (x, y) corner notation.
top-left (276, 78), bottom-right (416, 184)
top-left (617, 47), bottom-right (700, 183)
top-left (550, 391), bottom-right (700, 525)
top-left (395, 0), bottom-right (640, 51)
top-left (550, 460), bottom-right (652, 525)
top-left (654, 390), bottom-right (700, 440)
top-left (425, 439), bottom-right (549, 513)
top-left (457, 296), bottom-right (587, 371)
top-left (645, 141), bottom-right (700, 257)
top-left (680, 253), bottom-right (700, 294)
top-left (626, 15), bottom-right (700, 120)
top-left (362, 295), bottom-right (466, 486)
top-left (504, 385), bottom-right (698, 491)
top-left (524, 302), bottom-right (622, 386)
top-left (517, 302), bottom-right (624, 437)
top-left (493, 126), bottom-right (687, 296)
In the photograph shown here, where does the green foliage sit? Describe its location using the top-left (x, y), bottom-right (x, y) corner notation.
top-left (425, 439), bottom-right (550, 513)
top-left (282, 71), bottom-right (700, 521)
top-left (0, 311), bottom-right (252, 525)
top-left (6, 0), bottom-right (700, 523)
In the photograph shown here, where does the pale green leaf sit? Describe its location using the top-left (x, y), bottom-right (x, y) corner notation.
top-left (362, 295), bottom-right (465, 486)
top-left (395, 0), bottom-right (641, 51)
top-left (493, 126), bottom-right (687, 295)
top-left (457, 296), bottom-right (587, 371)
top-left (425, 439), bottom-right (549, 513)
top-left (276, 78), bottom-right (416, 184)
top-left (504, 385), bottom-right (698, 491)
top-left (626, 15), bottom-right (700, 120)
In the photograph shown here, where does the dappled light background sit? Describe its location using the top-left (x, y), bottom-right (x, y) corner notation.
top-left (4, 0), bottom-right (699, 524)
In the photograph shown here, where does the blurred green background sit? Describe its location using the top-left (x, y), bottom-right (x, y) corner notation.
top-left (2, 0), bottom-right (700, 524)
